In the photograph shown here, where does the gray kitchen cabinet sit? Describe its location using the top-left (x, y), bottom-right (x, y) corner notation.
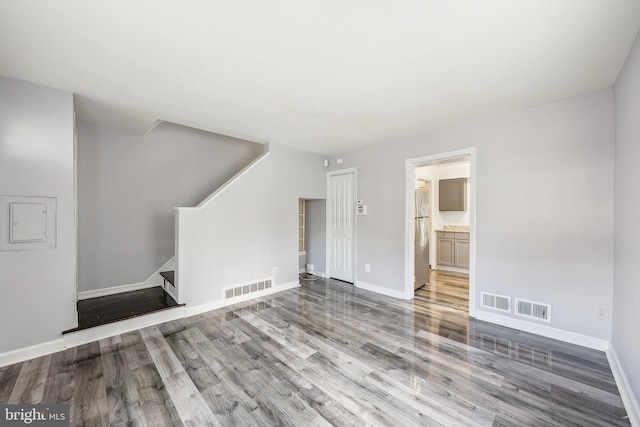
top-left (439, 178), bottom-right (467, 211)
top-left (436, 232), bottom-right (455, 266)
top-left (455, 235), bottom-right (470, 268)
top-left (437, 231), bottom-right (469, 269)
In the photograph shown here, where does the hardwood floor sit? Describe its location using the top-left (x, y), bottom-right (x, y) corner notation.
top-left (1, 277), bottom-right (629, 426)
top-left (65, 286), bottom-right (182, 333)
top-left (415, 269), bottom-right (469, 311)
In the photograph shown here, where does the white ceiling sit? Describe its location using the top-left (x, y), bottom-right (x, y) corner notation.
top-left (1, 1), bottom-right (639, 154)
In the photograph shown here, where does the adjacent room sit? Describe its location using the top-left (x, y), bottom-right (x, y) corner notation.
top-left (1, 1), bottom-right (639, 426)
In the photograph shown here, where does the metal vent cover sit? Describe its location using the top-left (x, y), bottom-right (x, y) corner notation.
top-left (223, 278), bottom-right (273, 300)
top-left (481, 292), bottom-right (511, 313)
top-left (514, 298), bottom-right (551, 323)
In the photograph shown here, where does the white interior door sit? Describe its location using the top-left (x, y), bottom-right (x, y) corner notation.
top-left (330, 172), bottom-right (354, 283)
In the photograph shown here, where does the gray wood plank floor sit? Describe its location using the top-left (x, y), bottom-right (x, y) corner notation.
top-left (0, 277), bottom-right (630, 426)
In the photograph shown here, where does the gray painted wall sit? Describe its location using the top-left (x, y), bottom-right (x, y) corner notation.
top-left (327, 89), bottom-right (614, 340)
top-left (613, 29), bottom-right (640, 404)
top-left (0, 76), bottom-right (76, 352)
top-left (77, 121), bottom-right (262, 292)
top-left (177, 144), bottom-right (325, 306)
top-left (305, 199), bottom-right (327, 275)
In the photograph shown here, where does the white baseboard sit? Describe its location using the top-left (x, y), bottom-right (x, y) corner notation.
top-left (356, 280), bottom-right (405, 299)
top-left (0, 338), bottom-right (65, 368)
top-left (143, 256), bottom-right (176, 288)
top-left (474, 310), bottom-right (609, 351)
top-left (607, 346), bottom-right (640, 426)
top-left (77, 282), bottom-right (157, 300)
top-left (0, 307), bottom-right (186, 368)
top-left (185, 281), bottom-right (300, 317)
top-left (436, 265), bottom-right (469, 275)
top-left (78, 257), bottom-right (176, 301)
top-left (299, 269), bottom-right (326, 278)
top-left (77, 257), bottom-right (176, 301)
top-left (63, 307), bottom-right (185, 349)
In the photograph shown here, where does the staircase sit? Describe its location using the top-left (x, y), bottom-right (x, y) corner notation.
top-left (63, 270), bottom-right (182, 333)
top-left (160, 270), bottom-right (175, 289)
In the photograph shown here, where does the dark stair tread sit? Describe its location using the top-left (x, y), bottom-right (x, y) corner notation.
top-left (64, 286), bottom-right (182, 334)
top-left (160, 270), bottom-right (175, 285)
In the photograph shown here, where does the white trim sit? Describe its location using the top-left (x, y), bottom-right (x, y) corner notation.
top-left (73, 114), bottom-right (79, 324)
top-left (300, 268), bottom-right (327, 278)
top-left (404, 148), bottom-right (477, 317)
top-left (165, 282), bottom-right (177, 301)
top-left (326, 168), bottom-right (358, 283)
top-left (77, 282), bottom-right (157, 300)
top-left (475, 310), bottom-right (609, 351)
top-left (77, 257), bottom-right (176, 300)
top-left (356, 280), bottom-right (405, 299)
top-left (185, 281), bottom-right (300, 317)
top-left (63, 306), bottom-right (185, 349)
top-left (144, 119), bottom-right (164, 135)
top-left (0, 306), bottom-right (185, 368)
top-left (143, 256), bottom-right (175, 288)
top-left (0, 338), bottom-right (65, 368)
top-left (436, 265), bottom-right (470, 274)
top-left (607, 346), bottom-right (640, 426)
top-left (190, 143), bottom-right (270, 209)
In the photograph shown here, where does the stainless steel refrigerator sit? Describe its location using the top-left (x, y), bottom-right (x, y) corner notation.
top-left (414, 188), bottom-right (430, 290)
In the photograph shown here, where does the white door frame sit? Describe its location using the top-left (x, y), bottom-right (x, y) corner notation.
top-left (404, 148), bottom-right (476, 317)
top-left (326, 168), bottom-right (357, 283)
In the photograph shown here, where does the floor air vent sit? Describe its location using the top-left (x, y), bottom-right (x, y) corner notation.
top-left (481, 292), bottom-right (511, 313)
top-left (514, 298), bottom-right (551, 323)
top-left (224, 278), bottom-right (273, 300)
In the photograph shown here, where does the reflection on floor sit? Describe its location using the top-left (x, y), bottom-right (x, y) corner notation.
top-left (1, 277), bottom-right (629, 426)
top-left (415, 269), bottom-right (469, 311)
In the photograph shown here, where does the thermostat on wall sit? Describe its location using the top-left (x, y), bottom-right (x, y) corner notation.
top-left (355, 203), bottom-right (368, 216)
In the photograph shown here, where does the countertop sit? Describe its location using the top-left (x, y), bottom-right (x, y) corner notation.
top-left (436, 226), bottom-right (470, 232)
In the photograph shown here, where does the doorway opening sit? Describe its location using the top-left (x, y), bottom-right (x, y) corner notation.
top-left (298, 198), bottom-right (327, 281)
top-left (405, 149), bottom-right (475, 316)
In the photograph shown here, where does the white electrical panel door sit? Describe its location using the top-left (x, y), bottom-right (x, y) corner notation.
top-left (10, 203), bottom-right (47, 242)
top-left (0, 196), bottom-right (57, 251)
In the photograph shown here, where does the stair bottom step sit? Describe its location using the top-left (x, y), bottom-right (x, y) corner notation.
top-left (64, 286), bottom-right (182, 334)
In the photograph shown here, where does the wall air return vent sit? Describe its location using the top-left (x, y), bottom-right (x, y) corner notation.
top-left (514, 298), bottom-right (551, 323)
top-left (480, 292), bottom-right (511, 313)
top-left (223, 277), bottom-right (273, 300)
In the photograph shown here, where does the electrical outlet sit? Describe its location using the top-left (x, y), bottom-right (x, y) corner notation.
top-left (595, 305), bottom-right (609, 320)
top-left (273, 267), bottom-right (278, 276)
top-left (365, 264), bottom-right (371, 272)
